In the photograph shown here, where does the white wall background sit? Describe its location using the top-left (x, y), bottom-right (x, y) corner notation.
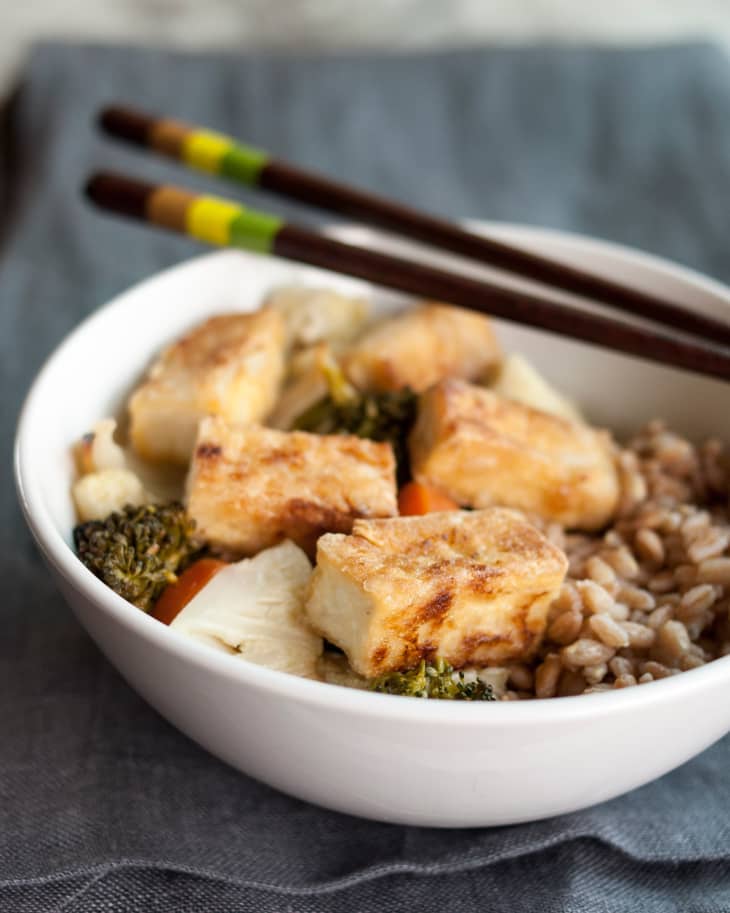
top-left (2, 0), bottom-right (729, 94)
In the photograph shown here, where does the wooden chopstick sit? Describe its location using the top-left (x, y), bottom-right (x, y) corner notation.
top-left (85, 171), bottom-right (730, 384)
top-left (98, 104), bottom-right (730, 348)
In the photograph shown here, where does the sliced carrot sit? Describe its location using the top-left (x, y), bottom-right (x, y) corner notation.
top-left (397, 481), bottom-right (459, 516)
top-left (152, 558), bottom-right (227, 625)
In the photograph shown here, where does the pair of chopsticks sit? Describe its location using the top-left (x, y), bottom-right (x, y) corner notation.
top-left (87, 105), bottom-right (730, 382)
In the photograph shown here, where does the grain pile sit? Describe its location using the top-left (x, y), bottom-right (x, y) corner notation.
top-left (505, 421), bottom-right (730, 699)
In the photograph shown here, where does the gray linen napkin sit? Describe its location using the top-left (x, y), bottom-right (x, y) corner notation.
top-left (2, 42), bottom-right (730, 913)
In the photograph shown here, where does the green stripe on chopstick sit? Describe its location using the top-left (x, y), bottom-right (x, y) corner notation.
top-left (220, 144), bottom-right (270, 185)
top-left (181, 129), bottom-right (269, 185)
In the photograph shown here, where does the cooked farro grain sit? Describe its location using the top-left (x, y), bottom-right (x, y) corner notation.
top-left (680, 584), bottom-right (717, 616)
top-left (576, 579), bottom-right (615, 615)
top-left (561, 638), bottom-right (615, 668)
top-left (603, 546), bottom-right (640, 580)
top-left (558, 669), bottom-right (587, 697)
top-left (687, 529), bottom-right (728, 563)
top-left (535, 654), bottom-right (562, 699)
top-left (614, 673), bottom-right (638, 688)
top-left (634, 528), bottom-right (665, 565)
top-left (583, 662), bottom-right (608, 685)
top-left (547, 610), bottom-right (583, 645)
top-left (648, 570), bottom-right (676, 593)
top-left (697, 558), bottom-right (730, 586)
top-left (507, 663), bottom-right (534, 692)
top-left (588, 614), bottom-right (630, 648)
top-left (584, 555), bottom-right (617, 587)
top-left (620, 621), bottom-right (656, 650)
top-left (647, 604), bottom-right (674, 630)
top-left (617, 583), bottom-right (655, 611)
top-left (609, 656), bottom-right (634, 678)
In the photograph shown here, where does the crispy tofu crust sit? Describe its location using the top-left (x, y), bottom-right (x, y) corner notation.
top-left (129, 308), bottom-right (286, 464)
top-left (186, 417), bottom-right (398, 556)
top-left (306, 508), bottom-right (568, 677)
top-left (341, 302), bottom-right (501, 393)
top-left (409, 379), bottom-right (619, 530)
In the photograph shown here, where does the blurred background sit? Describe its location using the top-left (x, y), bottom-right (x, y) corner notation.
top-left (2, 0), bottom-right (730, 95)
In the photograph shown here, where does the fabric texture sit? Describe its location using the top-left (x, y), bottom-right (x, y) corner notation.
top-left (2, 42), bottom-right (730, 911)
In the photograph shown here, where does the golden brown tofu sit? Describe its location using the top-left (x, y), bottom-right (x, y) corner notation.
top-left (341, 302), bottom-right (501, 393)
top-left (409, 379), bottom-right (619, 530)
top-left (129, 308), bottom-right (286, 464)
top-left (306, 508), bottom-right (568, 677)
top-left (186, 417), bottom-right (397, 556)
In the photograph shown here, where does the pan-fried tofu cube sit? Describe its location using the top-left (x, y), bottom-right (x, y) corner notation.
top-left (306, 508), bottom-right (568, 677)
top-left (129, 308), bottom-right (286, 464)
top-left (186, 417), bottom-right (397, 556)
top-left (409, 379), bottom-right (619, 530)
top-left (342, 302), bottom-right (501, 393)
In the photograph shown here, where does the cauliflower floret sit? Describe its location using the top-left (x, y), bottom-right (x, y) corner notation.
top-left (73, 418), bottom-right (154, 521)
top-left (491, 354), bottom-right (583, 424)
top-left (74, 418), bottom-right (127, 474)
top-left (73, 468), bottom-right (148, 522)
top-left (266, 286), bottom-right (371, 349)
top-left (171, 541), bottom-right (322, 678)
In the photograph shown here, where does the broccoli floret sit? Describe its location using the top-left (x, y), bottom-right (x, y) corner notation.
top-left (370, 658), bottom-right (496, 700)
top-left (73, 502), bottom-right (198, 612)
top-left (293, 358), bottom-right (417, 483)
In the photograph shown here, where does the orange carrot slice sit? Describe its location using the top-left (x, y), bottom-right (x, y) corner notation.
top-left (152, 558), bottom-right (227, 625)
top-left (397, 481), bottom-right (459, 516)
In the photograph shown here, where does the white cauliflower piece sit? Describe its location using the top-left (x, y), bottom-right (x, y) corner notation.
top-left (266, 286), bottom-right (371, 349)
top-left (171, 541), bottom-right (322, 679)
top-left (73, 468), bottom-right (148, 522)
top-left (267, 342), bottom-right (331, 430)
top-left (73, 417), bottom-right (154, 521)
top-left (75, 418), bottom-right (127, 474)
top-left (491, 354), bottom-right (583, 424)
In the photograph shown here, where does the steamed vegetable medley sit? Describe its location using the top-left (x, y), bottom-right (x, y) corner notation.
top-left (72, 287), bottom-right (638, 700)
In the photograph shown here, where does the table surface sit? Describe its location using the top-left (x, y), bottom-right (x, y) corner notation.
top-left (3, 40), bottom-right (730, 913)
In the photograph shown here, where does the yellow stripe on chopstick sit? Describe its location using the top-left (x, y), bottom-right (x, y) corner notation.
top-left (185, 197), bottom-right (242, 245)
top-left (181, 130), bottom-right (235, 174)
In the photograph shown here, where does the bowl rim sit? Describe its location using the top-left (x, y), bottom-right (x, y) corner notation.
top-left (15, 220), bottom-right (730, 726)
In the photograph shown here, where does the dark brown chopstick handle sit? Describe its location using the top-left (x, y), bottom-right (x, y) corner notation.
top-left (275, 224), bottom-right (730, 383)
top-left (97, 104), bottom-right (730, 349)
top-left (264, 161), bottom-right (730, 348)
top-left (84, 170), bottom-right (730, 385)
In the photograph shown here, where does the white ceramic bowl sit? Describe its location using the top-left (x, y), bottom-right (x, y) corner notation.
top-left (15, 223), bottom-right (730, 827)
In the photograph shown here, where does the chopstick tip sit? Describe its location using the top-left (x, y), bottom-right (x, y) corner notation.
top-left (97, 105), bottom-right (154, 146)
top-left (84, 171), bottom-right (156, 220)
